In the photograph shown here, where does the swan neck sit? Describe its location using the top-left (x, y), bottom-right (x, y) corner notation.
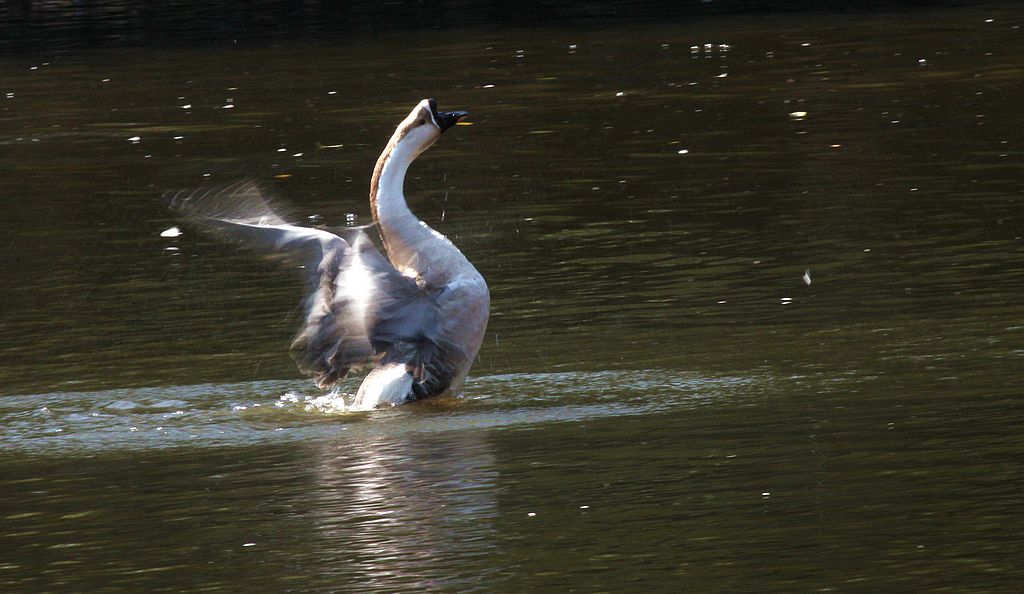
top-left (369, 140), bottom-right (416, 226)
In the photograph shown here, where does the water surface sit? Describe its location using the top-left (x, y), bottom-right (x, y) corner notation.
top-left (1, 4), bottom-right (1022, 592)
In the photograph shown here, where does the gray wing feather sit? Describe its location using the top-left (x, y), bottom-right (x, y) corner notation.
top-left (168, 181), bottom-right (455, 392)
top-left (167, 180), bottom-right (341, 285)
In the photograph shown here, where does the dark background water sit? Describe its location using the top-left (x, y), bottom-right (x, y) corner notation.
top-left (0, 1), bottom-right (980, 53)
top-left (1, 1), bottom-right (1022, 592)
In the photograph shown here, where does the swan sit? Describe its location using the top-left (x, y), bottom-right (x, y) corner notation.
top-left (170, 99), bottom-right (489, 408)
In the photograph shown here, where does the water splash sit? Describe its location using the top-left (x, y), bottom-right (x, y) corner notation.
top-left (276, 386), bottom-right (374, 414)
top-left (0, 370), bottom-right (759, 455)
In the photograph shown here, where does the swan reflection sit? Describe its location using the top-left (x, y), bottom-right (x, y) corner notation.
top-left (304, 423), bottom-right (500, 589)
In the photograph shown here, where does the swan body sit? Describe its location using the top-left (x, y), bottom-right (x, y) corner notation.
top-left (171, 99), bottom-right (488, 408)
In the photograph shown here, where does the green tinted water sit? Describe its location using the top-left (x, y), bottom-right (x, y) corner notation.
top-left (1, 5), bottom-right (1022, 592)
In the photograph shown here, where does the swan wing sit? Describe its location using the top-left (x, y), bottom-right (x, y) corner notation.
top-left (166, 180), bottom-right (343, 289)
top-left (168, 181), bottom-right (457, 391)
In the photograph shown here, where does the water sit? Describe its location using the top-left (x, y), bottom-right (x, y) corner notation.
top-left (2, 3), bottom-right (1023, 591)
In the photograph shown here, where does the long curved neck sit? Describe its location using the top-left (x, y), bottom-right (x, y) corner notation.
top-left (370, 132), bottom-right (453, 277)
top-left (369, 137), bottom-right (415, 227)
top-left (366, 126), bottom-right (482, 292)
top-left (367, 131), bottom-right (470, 286)
top-left (369, 135), bottom-right (420, 261)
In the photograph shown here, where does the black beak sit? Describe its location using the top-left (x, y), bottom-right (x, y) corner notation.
top-left (428, 98), bottom-right (470, 132)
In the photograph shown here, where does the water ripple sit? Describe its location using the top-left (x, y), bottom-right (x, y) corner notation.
top-left (0, 370), bottom-right (756, 455)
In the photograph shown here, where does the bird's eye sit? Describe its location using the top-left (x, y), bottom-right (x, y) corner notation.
top-left (417, 118), bottom-right (426, 126)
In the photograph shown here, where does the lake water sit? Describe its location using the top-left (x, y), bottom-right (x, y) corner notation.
top-left (1, 3), bottom-right (1022, 592)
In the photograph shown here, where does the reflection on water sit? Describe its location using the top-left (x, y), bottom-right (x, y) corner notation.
top-left (307, 431), bottom-right (501, 591)
top-left (1, 367), bottom-right (1018, 592)
top-left (1, 2), bottom-right (1023, 592)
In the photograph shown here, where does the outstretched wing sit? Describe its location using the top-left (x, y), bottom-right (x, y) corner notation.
top-left (168, 181), bottom-right (458, 392)
top-left (167, 180), bottom-right (342, 290)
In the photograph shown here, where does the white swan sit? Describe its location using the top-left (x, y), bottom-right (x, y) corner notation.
top-left (170, 99), bottom-right (489, 408)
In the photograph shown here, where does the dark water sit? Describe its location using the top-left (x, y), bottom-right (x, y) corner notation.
top-left (2, 4), bottom-right (1023, 592)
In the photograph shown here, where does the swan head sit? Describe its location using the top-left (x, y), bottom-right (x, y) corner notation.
top-left (426, 98), bottom-right (469, 132)
top-left (390, 99), bottom-right (469, 158)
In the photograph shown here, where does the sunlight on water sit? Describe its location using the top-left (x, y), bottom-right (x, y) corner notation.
top-left (1, 4), bottom-right (1022, 591)
top-left (278, 387), bottom-right (355, 414)
top-left (0, 370), bottom-right (755, 455)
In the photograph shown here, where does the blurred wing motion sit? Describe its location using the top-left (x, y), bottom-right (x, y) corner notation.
top-left (167, 181), bottom-right (341, 287)
top-left (167, 181), bottom-right (457, 392)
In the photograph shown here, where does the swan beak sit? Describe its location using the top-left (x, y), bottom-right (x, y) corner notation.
top-left (428, 98), bottom-right (470, 132)
top-left (438, 110), bottom-right (470, 131)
